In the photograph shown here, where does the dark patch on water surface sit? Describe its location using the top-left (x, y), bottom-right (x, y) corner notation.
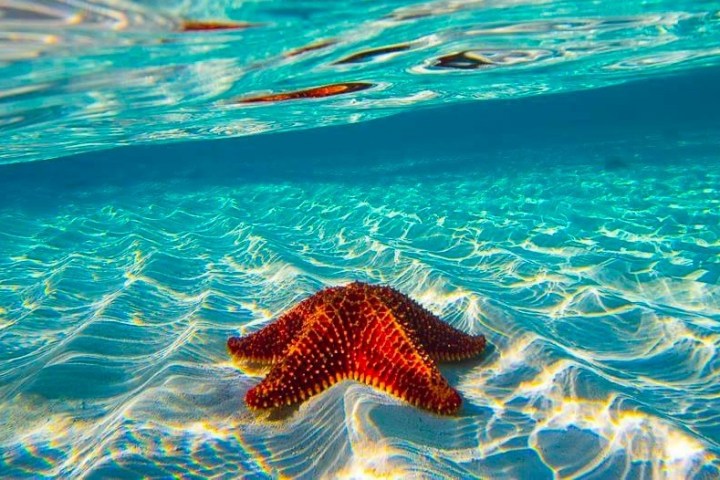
top-left (434, 51), bottom-right (494, 69)
top-left (335, 44), bottom-right (412, 64)
top-left (285, 39), bottom-right (336, 57)
top-left (260, 6), bottom-right (325, 20)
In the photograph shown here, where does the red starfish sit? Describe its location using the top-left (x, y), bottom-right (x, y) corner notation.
top-left (227, 282), bottom-right (486, 414)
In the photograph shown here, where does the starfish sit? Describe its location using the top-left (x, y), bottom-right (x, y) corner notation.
top-left (227, 281), bottom-right (486, 414)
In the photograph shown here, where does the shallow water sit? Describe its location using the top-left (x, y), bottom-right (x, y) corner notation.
top-left (2, 0), bottom-right (720, 163)
top-left (1, 1), bottom-right (720, 479)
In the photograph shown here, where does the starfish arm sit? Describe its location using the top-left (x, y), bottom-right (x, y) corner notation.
top-left (379, 286), bottom-right (486, 362)
top-left (228, 286), bottom-right (345, 364)
top-left (227, 309), bottom-right (305, 364)
top-left (411, 315), bottom-right (486, 362)
top-left (244, 305), bottom-right (352, 408)
top-left (352, 299), bottom-right (463, 414)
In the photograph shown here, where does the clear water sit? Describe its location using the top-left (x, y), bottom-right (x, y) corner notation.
top-left (3, 0), bottom-right (720, 164)
top-left (1, 1), bottom-right (719, 479)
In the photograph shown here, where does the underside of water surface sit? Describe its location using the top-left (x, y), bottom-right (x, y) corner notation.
top-left (2, 0), bottom-right (720, 164)
top-left (1, 1), bottom-right (720, 479)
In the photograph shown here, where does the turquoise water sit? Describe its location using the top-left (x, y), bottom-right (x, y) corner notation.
top-left (2, 0), bottom-right (720, 163)
top-left (1, 1), bottom-right (720, 479)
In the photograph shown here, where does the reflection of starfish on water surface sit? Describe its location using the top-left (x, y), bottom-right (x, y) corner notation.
top-left (228, 281), bottom-right (486, 415)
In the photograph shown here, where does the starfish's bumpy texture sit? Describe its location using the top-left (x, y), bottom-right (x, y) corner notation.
top-left (227, 282), bottom-right (486, 414)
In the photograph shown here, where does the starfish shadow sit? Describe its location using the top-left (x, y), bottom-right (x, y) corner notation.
top-left (265, 403), bottom-right (302, 421)
top-left (439, 342), bottom-right (496, 416)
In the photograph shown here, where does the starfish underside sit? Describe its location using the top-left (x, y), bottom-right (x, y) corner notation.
top-left (227, 282), bottom-right (486, 414)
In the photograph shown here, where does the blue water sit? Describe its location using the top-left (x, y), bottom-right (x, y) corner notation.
top-left (1, 1), bottom-right (720, 479)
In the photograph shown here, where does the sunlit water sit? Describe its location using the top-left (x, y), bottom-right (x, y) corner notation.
top-left (2, 0), bottom-right (720, 163)
top-left (2, 1), bottom-right (720, 479)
